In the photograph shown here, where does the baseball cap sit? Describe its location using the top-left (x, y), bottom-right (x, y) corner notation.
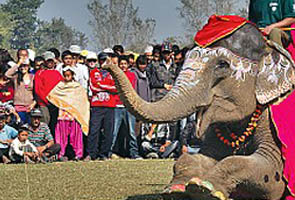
top-left (80, 50), bottom-right (89, 57)
top-left (43, 51), bottom-right (55, 61)
top-left (144, 46), bottom-right (153, 54)
top-left (102, 48), bottom-right (114, 54)
top-left (69, 45), bottom-right (82, 54)
top-left (86, 51), bottom-right (98, 60)
top-left (30, 108), bottom-right (43, 117)
top-left (161, 42), bottom-right (172, 52)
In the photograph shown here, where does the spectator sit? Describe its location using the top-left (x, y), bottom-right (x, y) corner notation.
top-left (5, 50), bottom-right (36, 124)
top-left (68, 45), bottom-right (89, 90)
top-left (34, 51), bottom-right (63, 130)
top-left (141, 123), bottom-right (179, 159)
top-left (85, 51), bottom-right (98, 71)
top-left (132, 55), bottom-right (151, 102)
top-left (55, 67), bottom-right (84, 161)
top-left (131, 55), bottom-right (151, 140)
top-left (26, 109), bottom-right (60, 162)
top-left (152, 45), bottom-right (161, 63)
top-left (3, 103), bottom-right (22, 130)
top-left (0, 64), bottom-right (13, 103)
top-left (113, 45), bottom-right (124, 55)
top-left (149, 42), bottom-right (177, 102)
top-left (111, 55), bottom-right (142, 159)
top-left (9, 127), bottom-right (39, 164)
top-left (48, 48), bottom-right (61, 65)
top-left (0, 112), bottom-right (18, 163)
top-left (178, 113), bottom-right (201, 155)
top-left (85, 52), bottom-right (117, 161)
top-left (79, 50), bottom-right (89, 64)
top-left (32, 56), bottom-right (45, 74)
top-left (174, 49), bottom-right (185, 77)
top-left (128, 54), bottom-right (135, 68)
top-left (144, 45), bottom-right (154, 64)
top-left (85, 52), bottom-right (98, 98)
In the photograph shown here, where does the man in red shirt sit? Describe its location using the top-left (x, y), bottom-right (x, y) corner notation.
top-left (111, 55), bottom-right (142, 159)
top-left (85, 52), bottom-right (117, 160)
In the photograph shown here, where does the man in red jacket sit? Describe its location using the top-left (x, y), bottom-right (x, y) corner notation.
top-left (85, 52), bottom-right (117, 160)
top-left (34, 51), bottom-right (63, 136)
top-left (111, 55), bottom-right (142, 159)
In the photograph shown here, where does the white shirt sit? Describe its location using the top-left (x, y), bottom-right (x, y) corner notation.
top-left (9, 138), bottom-right (37, 159)
top-left (56, 63), bottom-right (89, 90)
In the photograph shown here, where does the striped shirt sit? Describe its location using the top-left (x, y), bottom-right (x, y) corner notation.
top-left (27, 122), bottom-right (53, 147)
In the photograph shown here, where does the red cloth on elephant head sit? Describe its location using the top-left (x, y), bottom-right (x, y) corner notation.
top-left (194, 15), bottom-right (249, 48)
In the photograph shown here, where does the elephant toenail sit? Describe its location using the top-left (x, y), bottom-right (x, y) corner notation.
top-left (264, 175), bottom-right (269, 183)
top-left (275, 172), bottom-right (280, 182)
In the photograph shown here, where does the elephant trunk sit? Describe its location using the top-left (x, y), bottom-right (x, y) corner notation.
top-left (105, 62), bottom-right (210, 123)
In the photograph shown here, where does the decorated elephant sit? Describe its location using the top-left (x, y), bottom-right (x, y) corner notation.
top-left (102, 16), bottom-right (295, 200)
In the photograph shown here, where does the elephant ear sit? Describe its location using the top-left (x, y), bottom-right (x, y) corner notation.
top-left (255, 40), bottom-right (295, 105)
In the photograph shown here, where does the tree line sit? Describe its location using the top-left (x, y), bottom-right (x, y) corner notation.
top-left (0, 0), bottom-right (249, 53)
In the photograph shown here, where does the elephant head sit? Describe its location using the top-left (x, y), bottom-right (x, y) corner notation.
top-left (102, 24), bottom-right (295, 130)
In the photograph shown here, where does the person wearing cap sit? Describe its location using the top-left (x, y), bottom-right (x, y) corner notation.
top-left (144, 45), bottom-right (154, 64)
top-left (79, 50), bottom-right (89, 64)
top-left (0, 111), bottom-right (18, 163)
top-left (85, 52), bottom-right (117, 161)
top-left (48, 48), bottom-right (61, 65)
top-left (34, 51), bottom-right (63, 129)
top-left (26, 108), bottom-right (60, 162)
top-left (68, 45), bottom-right (89, 90)
top-left (149, 42), bottom-right (177, 102)
top-left (86, 51), bottom-right (98, 70)
top-left (5, 49), bottom-right (36, 124)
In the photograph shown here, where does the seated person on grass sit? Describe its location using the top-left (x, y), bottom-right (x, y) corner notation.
top-left (25, 109), bottom-right (61, 162)
top-left (141, 123), bottom-right (179, 159)
top-left (0, 111), bottom-right (18, 164)
top-left (9, 127), bottom-right (39, 164)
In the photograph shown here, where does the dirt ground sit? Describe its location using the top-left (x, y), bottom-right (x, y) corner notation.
top-left (0, 159), bottom-right (175, 200)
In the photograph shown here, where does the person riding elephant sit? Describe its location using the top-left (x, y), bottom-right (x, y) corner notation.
top-left (249, 0), bottom-right (295, 48)
top-left (102, 15), bottom-right (295, 200)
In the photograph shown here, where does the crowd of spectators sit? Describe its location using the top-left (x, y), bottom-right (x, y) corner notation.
top-left (0, 43), bottom-right (201, 164)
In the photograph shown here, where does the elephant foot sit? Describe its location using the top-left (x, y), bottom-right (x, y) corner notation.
top-left (161, 184), bottom-right (190, 200)
top-left (185, 177), bottom-right (227, 200)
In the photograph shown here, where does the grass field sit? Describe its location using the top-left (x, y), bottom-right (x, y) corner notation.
top-left (0, 159), bottom-right (175, 200)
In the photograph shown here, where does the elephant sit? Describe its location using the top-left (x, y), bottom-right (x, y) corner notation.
top-left (102, 22), bottom-right (295, 200)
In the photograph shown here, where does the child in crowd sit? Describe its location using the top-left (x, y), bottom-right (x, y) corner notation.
top-left (9, 127), bottom-right (39, 163)
top-left (54, 66), bottom-right (83, 161)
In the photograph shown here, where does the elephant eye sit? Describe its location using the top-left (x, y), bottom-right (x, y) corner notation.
top-left (216, 60), bottom-right (230, 69)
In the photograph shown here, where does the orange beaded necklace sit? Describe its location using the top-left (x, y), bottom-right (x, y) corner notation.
top-left (215, 104), bottom-right (263, 149)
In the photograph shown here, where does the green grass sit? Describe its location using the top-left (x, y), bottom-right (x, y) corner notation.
top-left (0, 159), bottom-right (174, 200)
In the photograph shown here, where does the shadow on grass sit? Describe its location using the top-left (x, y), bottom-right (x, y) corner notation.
top-left (125, 193), bottom-right (164, 200)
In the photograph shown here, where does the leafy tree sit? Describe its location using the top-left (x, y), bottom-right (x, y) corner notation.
top-left (34, 18), bottom-right (88, 53)
top-left (1, 0), bottom-right (44, 49)
top-left (0, 8), bottom-right (15, 49)
top-left (88, 0), bottom-right (156, 52)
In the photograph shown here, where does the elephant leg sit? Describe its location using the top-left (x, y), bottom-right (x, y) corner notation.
top-left (187, 154), bottom-right (285, 200)
top-left (162, 153), bottom-right (217, 200)
top-left (171, 153), bottom-right (217, 185)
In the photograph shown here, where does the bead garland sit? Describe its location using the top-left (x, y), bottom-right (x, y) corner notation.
top-left (215, 105), bottom-right (263, 149)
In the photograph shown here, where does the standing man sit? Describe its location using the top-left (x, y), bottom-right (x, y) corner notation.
top-left (85, 52), bottom-right (117, 161)
top-left (249, 0), bottom-right (295, 47)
